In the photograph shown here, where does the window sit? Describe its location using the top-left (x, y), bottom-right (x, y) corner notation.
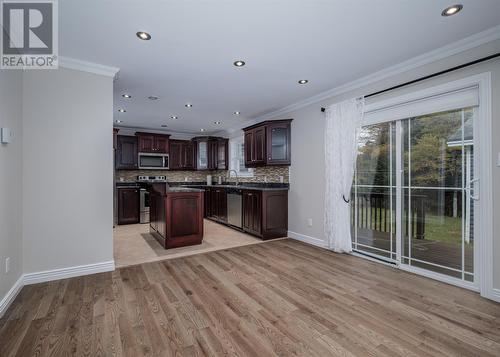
top-left (229, 136), bottom-right (253, 177)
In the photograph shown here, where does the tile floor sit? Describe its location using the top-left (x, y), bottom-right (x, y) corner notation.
top-left (113, 219), bottom-right (278, 267)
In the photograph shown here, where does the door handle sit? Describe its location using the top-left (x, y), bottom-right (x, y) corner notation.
top-left (467, 178), bottom-right (480, 201)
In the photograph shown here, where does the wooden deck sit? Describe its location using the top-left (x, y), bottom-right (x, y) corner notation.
top-left (356, 229), bottom-right (473, 276)
top-left (1, 239), bottom-right (499, 356)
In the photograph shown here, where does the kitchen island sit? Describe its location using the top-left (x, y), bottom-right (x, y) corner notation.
top-left (149, 183), bottom-right (205, 249)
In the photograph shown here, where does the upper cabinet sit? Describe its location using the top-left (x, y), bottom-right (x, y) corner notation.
top-left (136, 132), bottom-right (170, 153)
top-left (216, 138), bottom-right (229, 170)
top-left (192, 137), bottom-right (228, 171)
top-left (170, 139), bottom-right (194, 170)
top-left (115, 135), bottom-right (138, 169)
top-left (243, 119), bottom-right (292, 167)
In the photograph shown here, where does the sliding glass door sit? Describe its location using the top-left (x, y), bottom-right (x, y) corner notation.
top-left (351, 122), bottom-right (396, 261)
top-left (351, 107), bottom-right (477, 285)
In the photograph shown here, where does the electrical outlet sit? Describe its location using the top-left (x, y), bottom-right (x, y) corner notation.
top-left (307, 218), bottom-right (313, 227)
top-left (184, 177), bottom-right (188, 182)
top-left (279, 176), bottom-right (284, 183)
top-left (497, 152), bottom-right (500, 167)
top-left (5, 257), bottom-right (10, 273)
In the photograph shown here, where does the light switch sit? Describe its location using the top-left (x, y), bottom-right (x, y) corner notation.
top-left (1, 128), bottom-right (12, 143)
top-left (497, 152), bottom-right (500, 167)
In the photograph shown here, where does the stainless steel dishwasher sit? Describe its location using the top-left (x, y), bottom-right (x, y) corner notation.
top-left (227, 188), bottom-right (242, 228)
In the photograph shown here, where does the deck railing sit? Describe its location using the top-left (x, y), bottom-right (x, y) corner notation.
top-left (350, 191), bottom-right (426, 239)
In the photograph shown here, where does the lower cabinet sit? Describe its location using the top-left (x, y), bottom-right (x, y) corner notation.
top-left (242, 190), bottom-right (261, 236)
top-left (117, 187), bottom-right (140, 224)
top-left (243, 189), bottom-right (288, 239)
top-left (204, 187), bottom-right (227, 222)
top-left (204, 187), bottom-right (288, 239)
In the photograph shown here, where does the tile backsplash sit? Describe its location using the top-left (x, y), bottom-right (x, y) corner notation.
top-left (116, 166), bottom-right (289, 184)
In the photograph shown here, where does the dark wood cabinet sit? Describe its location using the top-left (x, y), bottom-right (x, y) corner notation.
top-left (117, 187), bottom-right (140, 224)
top-left (203, 187), bottom-right (227, 222)
top-left (242, 189), bottom-right (288, 239)
top-left (242, 190), bottom-right (261, 236)
top-left (169, 140), bottom-right (194, 170)
top-left (216, 138), bottom-right (229, 170)
top-left (113, 128), bottom-right (119, 150)
top-left (202, 186), bottom-right (288, 239)
top-left (136, 132), bottom-right (170, 153)
top-left (192, 136), bottom-right (228, 171)
top-left (149, 184), bottom-right (204, 249)
top-left (243, 119), bottom-right (292, 167)
top-left (115, 135), bottom-right (138, 169)
top-left (211, 188), bottom-right (227, 222)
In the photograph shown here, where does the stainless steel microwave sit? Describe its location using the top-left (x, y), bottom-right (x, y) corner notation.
top-left (138, 153), bottom-right (169, 169)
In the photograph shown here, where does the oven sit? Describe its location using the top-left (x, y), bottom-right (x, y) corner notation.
top-left (139, 188), bottom-right (150, 223)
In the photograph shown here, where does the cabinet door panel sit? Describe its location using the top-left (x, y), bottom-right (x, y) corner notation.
top-left (242, 191), bottom-right (261, 235)
top-left (267, 123), bottom-right (290, 165)
top-left (184, 142), bottom-right (194, 169)
top-left (154, 136), bottom-right (168, 153)
top-left (197, 141), bottom-right (208, 170)
top-left (253, 127), bottom-right (266, 164)
top-left (116, 136), bottom-right (138, 169)
top-left (217, 139), bottom-right (228, 170)
top-left (170, 141), bottom-right (182, 169)
top-left (138, 135), bottom-right (154, 152)
top-left (118, 188), bottom-right (139, 224)
top-left (244, 131), bottom-right (253, 166)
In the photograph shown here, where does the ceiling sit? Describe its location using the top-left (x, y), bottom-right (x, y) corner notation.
top-left (59, 0), bottom-right (500, 135)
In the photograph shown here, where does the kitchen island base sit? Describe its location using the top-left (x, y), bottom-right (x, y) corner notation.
top-left (150, 184), bottom-right (204, 249)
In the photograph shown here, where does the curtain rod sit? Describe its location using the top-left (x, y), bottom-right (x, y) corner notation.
top-left (320, 52), bottom-right (500, 112)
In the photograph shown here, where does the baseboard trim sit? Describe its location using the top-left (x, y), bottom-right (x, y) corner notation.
top-left (23, 260), bottom-right (115, 286)
top-left (0, 275), bottom-right (24, 318)
top-left (288, 231), bottom-right (327, 248)
top-left (483, 288), bottom-right (500, 303)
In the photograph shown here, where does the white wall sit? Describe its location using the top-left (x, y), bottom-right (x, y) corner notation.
top-left (22, 68), bottom-right (114, 274)
top-left (0, 70), bottom-right (23, 311)
top-left (268, 40), bottom-right (500, 288)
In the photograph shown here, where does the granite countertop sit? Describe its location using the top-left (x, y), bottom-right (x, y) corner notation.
top-left (115, 181), bottom-right (289, 191)
top-left (180, 184), bottom-right (289, 191)
top-left (166, 187), bottom-right (205, 193)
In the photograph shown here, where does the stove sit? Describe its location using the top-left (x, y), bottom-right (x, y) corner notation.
top-left (136, 176), bottom-right (167, 223)
top-left (137, 175), bottom-right (167, 183)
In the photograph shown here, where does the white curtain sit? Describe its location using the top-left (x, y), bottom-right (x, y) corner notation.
top-left (324, 98), bottom-right (364, 253)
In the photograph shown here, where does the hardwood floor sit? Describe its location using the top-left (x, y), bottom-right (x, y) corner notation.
top-left (1, 239), bottom-right (500, 356)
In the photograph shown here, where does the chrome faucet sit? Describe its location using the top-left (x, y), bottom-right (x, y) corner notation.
top-left (228, 170), bottom-right (239, 186)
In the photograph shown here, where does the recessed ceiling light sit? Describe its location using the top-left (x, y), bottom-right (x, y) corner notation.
top-left (185, 103), bottom-right (193, 108)
top-left (148, 96), bottom-right (159, 100)
top-left (233, 111), bottom-right (240, 115)
top-left (118, 109), bottom-right (126, 113)
top-left (115, 120), bottom-right (122, 123)
top-left (214, 121), bottom-right (221, 125)
top-left (298, 79), bottom-right (309, 84)
top-left (136, 31), bottom-right (151, 40)
top-left (441, 4), bottom-right (463, 16)
top-left (233, 60), bottom-right (245, 67)
top-left (161, 125), bottom-right (168, 128)
top-left (170, 115), bottom-right (178, 120)
top-left (122, 94), bottom-right (131, 98)
top-left (200, 128), bottom-right (206, 132)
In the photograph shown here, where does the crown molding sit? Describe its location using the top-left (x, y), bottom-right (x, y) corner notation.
top-left (249, 25), bottom-right (500, 122)
top-left (114, 125), bottom-right (196, 140)
top-left (59, 56), bottom-right (120, 79)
